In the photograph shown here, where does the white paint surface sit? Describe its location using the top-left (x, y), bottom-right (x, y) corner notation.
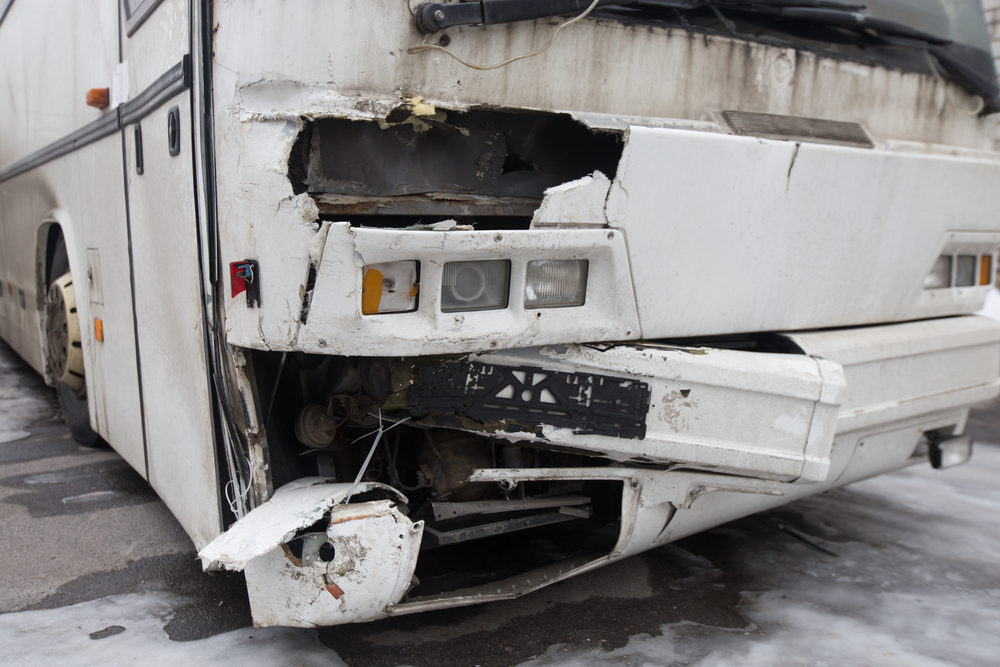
top-left (0, 347), bottom-right (56, 444)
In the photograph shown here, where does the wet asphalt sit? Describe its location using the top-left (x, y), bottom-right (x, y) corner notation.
top-left (1, 337), bottom-right (998, 666)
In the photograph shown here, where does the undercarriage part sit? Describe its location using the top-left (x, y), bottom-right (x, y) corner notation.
top-left (408, 478), bottom-right (622, 598)
top-left (409, 361), bottom-right (651, 439)
top-left (418, 430), bottom-right (493, 501)
top-left (293, 403), bottom-right (337, 448)
top-left (421, 509), bottom-right (588, 548)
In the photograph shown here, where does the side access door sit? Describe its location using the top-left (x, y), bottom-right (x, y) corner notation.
top-left (118, 0), bottom-right (220, 549)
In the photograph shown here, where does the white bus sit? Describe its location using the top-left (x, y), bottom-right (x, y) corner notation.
top-left (2, 0), bottom-right (999, 627)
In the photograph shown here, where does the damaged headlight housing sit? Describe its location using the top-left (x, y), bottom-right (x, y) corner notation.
top-left (441, 260), bottom-right (510, 312)
top-left (524, 260), bottom-right (588, 308)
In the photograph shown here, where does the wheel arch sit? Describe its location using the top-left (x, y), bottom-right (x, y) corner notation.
top-left (35, 211), bottom-right (84, 387)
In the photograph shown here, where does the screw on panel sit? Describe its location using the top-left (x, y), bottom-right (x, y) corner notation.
top-left (489, 340), bottom-right (498, 348)
top-left (494, 233), bottom-right (503, 242)
top-left (607, 231), bottom-right (614, 240)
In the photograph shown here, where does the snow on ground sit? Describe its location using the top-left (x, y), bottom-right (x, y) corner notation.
top-left (531, 446), bottom-right (1000, 667)
top-left (0, 592), bottom-right (337, 667)
top-left (0, 347), bottom-right (57, 443)
top-left (1, 447), bottom-right (998, 666)
top-left (976, 287), bottom-right (1000, 323)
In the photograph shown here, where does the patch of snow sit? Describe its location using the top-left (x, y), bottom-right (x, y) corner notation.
top-left (0, 345), bottom-right (59, 443)
top-left (524, 446), bottom-right (1000, 667)
top-left (975, 287), bottom-right (1000, 322)
top-left (0, 429), bottom-right (31, 443)
top-left (0, 592), bottom-right (340, 667)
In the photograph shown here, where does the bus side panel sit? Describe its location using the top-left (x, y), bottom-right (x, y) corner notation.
top-left (72, 138), bottom-right (148, 476)
top-left (0, 0), bottom-right (119, 372)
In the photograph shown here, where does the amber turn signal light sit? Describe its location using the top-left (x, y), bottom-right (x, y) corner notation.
top-left (94, 318), bottom-right (104, 342)
top-left (86, 88), bottom-right (110, 109)
top-left (361, 268), bottom-right (384, 315)
top-left (980, 254), bottom-right (993, 286)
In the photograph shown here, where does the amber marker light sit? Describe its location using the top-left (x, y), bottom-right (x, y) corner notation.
top-left (94, 318), bottom-right (104, 342)
top-left (86, 88), bottom-right (110, 109)
top-left (361, 268), bottom-right (384, 315)
top-left (980, 254), bottom-right (993, 286)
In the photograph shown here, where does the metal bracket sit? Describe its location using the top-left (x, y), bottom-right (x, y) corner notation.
top-left (410, 361), bottom-right (650, 438)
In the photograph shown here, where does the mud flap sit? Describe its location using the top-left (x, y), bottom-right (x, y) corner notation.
top-left (199, 478), bottom-right (424, 627)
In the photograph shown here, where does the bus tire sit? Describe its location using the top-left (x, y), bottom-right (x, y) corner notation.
top-left (47, 236), bottom-right (103, 448)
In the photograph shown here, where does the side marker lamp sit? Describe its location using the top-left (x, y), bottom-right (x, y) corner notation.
top-left (980, 254), bottom-right (993, 286)
top-left (930, 435), bottom-right (972, 469)
top-left (362, 261), bottom-right (418, 315)
top-left (524, 259), bottom-right (588, 309)
top-left (441, 260), bottom-right (510, 312)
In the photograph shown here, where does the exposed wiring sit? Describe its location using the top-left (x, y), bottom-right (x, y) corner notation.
top-left (262, 351), bottom-right (286, 433)
top-left (406, 0), bottom-right (601, 71)
top-left (924, 50), bottom-right (985, 116)
top-left (384, 430), bottom-right (422, 491)
top-left (343, 411), bottom-right (412, 502)
top-left (332, 386), bottom-right (363, 429)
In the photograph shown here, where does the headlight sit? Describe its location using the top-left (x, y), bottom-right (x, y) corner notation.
top-left (441, 260), bottom-right (510, 312)
top-left (524, 260), bottom-right (588, 308)
top-left (956, 255), bottom-right (977, 287)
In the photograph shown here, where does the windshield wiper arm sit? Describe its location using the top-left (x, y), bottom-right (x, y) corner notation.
top-left (415, 0), bottom-right (864, 34)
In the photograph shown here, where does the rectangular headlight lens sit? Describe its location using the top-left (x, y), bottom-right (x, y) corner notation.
top-left (524, 259), bottom-right (588, 309)
top-left (956, 255), bottom-right (977, 287)
top-left (441, 260), bottom-right (510, 312)
top-left (923, 255), bottom-right (952, 290)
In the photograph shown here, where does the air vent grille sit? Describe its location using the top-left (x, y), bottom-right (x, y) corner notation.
top-left (721, 111), bottom-right (874, 149)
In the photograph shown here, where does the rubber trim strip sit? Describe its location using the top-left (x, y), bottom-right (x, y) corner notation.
top-left (0, 55), bottom-right (190, 184)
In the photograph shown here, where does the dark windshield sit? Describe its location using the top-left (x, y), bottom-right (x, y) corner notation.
top-left (590, 0), bottom-right (999, 112)
top-left (415, 0), bottom-right (998, 111)
top-left (863, 0), bottom-right (993, 52)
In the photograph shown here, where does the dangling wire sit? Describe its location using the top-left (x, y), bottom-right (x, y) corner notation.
top-left (406, 0), bottom-right (601, 71)
top-left (342, 410), bottom-right (412, 503)
top-left (924, 50), bottom-right (985, 116)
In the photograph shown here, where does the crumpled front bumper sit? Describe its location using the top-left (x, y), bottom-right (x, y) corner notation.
top-left (202, 315), bottom-right (1000, 627)
top-left (199, 479), bottom-right (423, 627)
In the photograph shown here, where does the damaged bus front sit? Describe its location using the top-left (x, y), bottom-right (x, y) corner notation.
top-left (199, 0), bottom-right (1000, 626)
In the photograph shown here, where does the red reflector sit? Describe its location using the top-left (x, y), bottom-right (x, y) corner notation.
top-left (230, 262), bottom-right (248, 298)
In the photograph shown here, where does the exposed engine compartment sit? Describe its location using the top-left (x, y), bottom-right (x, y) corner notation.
top-left (243, 349), bottom-right (623, 599)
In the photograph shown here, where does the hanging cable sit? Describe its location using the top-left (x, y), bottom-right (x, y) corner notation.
top-left (924, 50), bottom-right (985, 116)
top-left (406, 0), bottom-right (601, 71)
top-left (343, 411), bottom-right (412, 503)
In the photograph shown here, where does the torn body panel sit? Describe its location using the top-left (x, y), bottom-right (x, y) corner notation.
top-left (200, 479), bottom-right (422, 627)
top-left (222, 112), bottom-right (1000, 357)
top-left (202, 0), bottom-right (1000, 630)
top-left (205, 315), bottom-right (999, 627)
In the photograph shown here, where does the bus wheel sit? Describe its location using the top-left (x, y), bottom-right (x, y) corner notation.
top-left (47, 240), bottom-right (102, 448)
